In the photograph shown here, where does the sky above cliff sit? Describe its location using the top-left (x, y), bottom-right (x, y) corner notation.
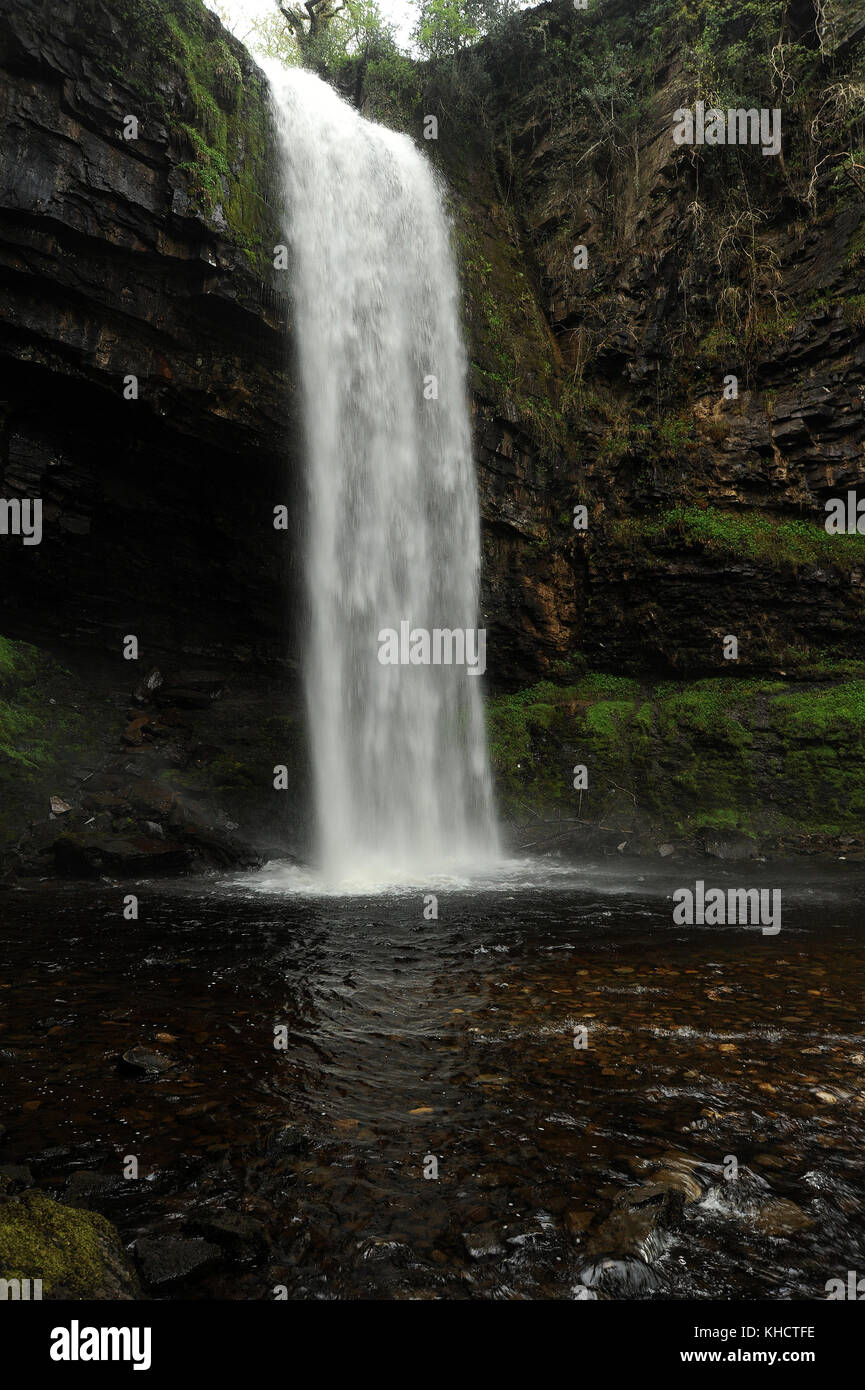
top-left (215, 0), bottom-right (418, 48)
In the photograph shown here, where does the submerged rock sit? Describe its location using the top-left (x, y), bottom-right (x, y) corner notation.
top-left (577, 1256), bottom-right (659, 1297)
top-left (462, 1228), bottom-right (506, 1260)
top-left (119, 1047), bottom-right (174, 1076)
top-left (753, 1199), bottom-right (815, 1236)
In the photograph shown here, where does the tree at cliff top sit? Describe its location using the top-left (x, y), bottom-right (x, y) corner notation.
top-left (219, 0), bottom-right (400, 68)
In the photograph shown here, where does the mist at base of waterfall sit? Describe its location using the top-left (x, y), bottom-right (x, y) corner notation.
top-left (237, 850), bottom-right (863, 905)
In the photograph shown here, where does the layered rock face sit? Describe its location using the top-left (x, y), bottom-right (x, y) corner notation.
top-left (0, 0), bottom-right (293, 663)
top-left (0, 0), bottom-right (306, 870)
top-left (432, 0), bottom-right (865, 685)
top-left (372, 0), bottom-right (865, 850)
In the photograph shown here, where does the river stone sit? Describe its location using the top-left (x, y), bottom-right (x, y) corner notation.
top-left (64, 1169), bottom-right (125, 1206)
top-left (702, 829), bottom-right (758, 861)
top-left (135, 1235), bottom-right (221, 1286)
top-left (0, 1164), bottom-right (34, 1193)
top-left (188, 1208), bottom-right (269, 1260)
top-left (119, 1046), bottom-right (174, 1075)
top-left (462, 1228), bottom-right (505, 1259)
top-left (578, 1257), bottom-right (659, 1296)
top-left (753, 1199), bottom-right (815, 1236)
top-left (649, 1167), bottom-right (704, 1203)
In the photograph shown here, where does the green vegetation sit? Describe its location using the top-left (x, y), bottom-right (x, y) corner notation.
top-left (0, 636), bottom-right (105, 853)
top-left (115, 0), bottom-right (277, 267)
top-left (610, 506), bottom-right (865, 576)
top-left (0, 1191), bottom-right (125, 1296)
top-left (487, 671), bottom-right (865, 842)
top-left (457, 212), bottom-right (565, 450)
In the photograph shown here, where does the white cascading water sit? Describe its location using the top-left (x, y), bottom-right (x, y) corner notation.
top-left (266, 67), bottom-right (499, 887)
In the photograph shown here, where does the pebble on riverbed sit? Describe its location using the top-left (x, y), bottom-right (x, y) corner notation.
top-left (118, 1046), bottom-right (175, 1076)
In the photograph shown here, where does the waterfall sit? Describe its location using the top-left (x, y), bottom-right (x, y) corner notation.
top-left (267, 67), bottom-right (499, 886)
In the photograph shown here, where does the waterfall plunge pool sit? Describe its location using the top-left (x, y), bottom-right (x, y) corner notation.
top-left (2, 856), bottom-right (864, 1299)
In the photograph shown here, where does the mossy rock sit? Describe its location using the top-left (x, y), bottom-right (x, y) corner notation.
top-left (112, 0), bottom-right (278, 270)
top-left (0, 635), bottom-right (107, 859)
top-left (0, 1190), bottom-right (139, 1299)
top-left (487, 671), bottom-right (865, 846)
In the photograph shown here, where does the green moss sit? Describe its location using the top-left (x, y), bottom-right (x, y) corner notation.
top-left (113, 0), bottom-right (277, 268)
top-left (0, 635), bottom-right (104, 852)
top-left (769, 684), bottom-right (865, 823)
top-left (845, 217), bottom-right (865, 268)
top-left (843, 293), bottom-right (865, 328)
top-left (487, 673), bottom-right (865, 840)
top-left (0, 1191), bottom-right (118, 1296)
top-left (610, 505), bottom-right (865, 576)
top-left (453, 195), bottom-right (565, 454)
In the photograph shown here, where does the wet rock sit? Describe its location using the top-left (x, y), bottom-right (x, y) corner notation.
top-left (133, 669), bottom-right (163, 703)
top-left (0, 1190), bottom-right (139, 1298)
top-left (52, 831), bottom-right (194, 877)
top-left (188, 1208), bottom-right (269, 1262)
top-left (649, 1167), bottom-right (703, 1204)
top-left (586, 1201), bottom-right (669, 1265)
top-left (127, 781), bottom-right (177, 817)
top-left (753, 1199), bottom-right (815, 1236)
top-left (119, 1047), bottom-right (174, 1076)
top-left (179, 824), bottom-right (262, 870)
top-left (0, 1163), bottom-right (34, 1193)
top-left (578, 1256), bottom-right (659, 1296)
top-left (462, 1228), bottom-right (505, 1260)
top-left (155, 673), bottom-right (226, 709)
top-left (563, 1208), bottom-right (594, 1236)
top-left (586, 1179), bottom-right (684, 1264)
top-left (702, 829), bottom-right (758, 862)
top-left (121, 715), bottom-right (154, 747)
top-left (658, 843), bottom-right (675, 858)
top-left (134, 1235), bottom-right (221, 1286)
top-left (64, 1170), bottom-right (125, 1207)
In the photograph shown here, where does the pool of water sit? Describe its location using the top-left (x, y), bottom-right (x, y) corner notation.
top-left (2, 855), bottom-right (864, 1299)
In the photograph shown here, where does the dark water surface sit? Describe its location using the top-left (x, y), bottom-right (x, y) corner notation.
top-left (2, 857), bottom-right (865, 1300)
